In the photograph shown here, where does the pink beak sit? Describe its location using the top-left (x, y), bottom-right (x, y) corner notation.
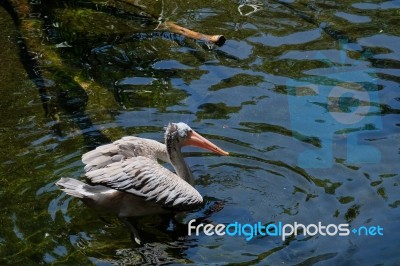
top-left (183, 130), bottom-right (229, 156)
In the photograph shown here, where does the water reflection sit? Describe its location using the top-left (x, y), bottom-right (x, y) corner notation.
top-left (0, 0), bottom-right (399, 265)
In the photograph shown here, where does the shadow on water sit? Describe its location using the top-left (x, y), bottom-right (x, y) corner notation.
top-left (0, 0), bottom-right (111, 150)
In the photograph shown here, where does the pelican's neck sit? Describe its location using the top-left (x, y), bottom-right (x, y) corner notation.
top-left (167, 143), bottom-right (194, 186)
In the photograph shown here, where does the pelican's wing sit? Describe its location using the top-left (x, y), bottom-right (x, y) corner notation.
top-left (82, 137), bottom-right (168, 172)
top-left (85, 156), bottom-right (203, 210)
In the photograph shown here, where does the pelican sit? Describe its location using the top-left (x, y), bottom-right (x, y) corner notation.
top-left (56, 122), bottom-right (228, 243)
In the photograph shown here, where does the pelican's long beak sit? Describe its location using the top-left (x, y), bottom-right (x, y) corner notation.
top-left (184, 130), bottom-right (229, 156)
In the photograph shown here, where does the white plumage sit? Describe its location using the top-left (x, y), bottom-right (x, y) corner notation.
top-left (56, 122), bottom-right (228, 218)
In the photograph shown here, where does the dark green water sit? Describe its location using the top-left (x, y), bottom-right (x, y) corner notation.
top-left (1, 0), bottom-right (399, 265)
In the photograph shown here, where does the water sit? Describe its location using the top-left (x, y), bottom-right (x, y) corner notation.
top-left (0, 0), bottom-right (399, 264)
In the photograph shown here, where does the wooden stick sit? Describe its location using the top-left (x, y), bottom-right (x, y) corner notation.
top-left (115, 0), bottom-right (226, 46)
top-left (163, 21), bottom-right (226, 46)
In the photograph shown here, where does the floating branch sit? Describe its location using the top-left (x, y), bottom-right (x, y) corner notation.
top-left (114, 0), bottom-right (226, 46)
top-left (162, 21), bottom-right (226, 46)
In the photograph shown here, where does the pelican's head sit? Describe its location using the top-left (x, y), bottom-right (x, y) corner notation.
top-left (165, 122), bottom-right (229, 156)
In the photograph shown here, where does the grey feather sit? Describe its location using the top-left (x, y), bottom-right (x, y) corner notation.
top-left (86, 156), bottom-right (203, 210)
top-left (82, 137), bottom-right (168, 172)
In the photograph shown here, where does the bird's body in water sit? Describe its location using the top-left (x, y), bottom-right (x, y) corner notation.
top-left (56, 122), bottom-right (228, 243)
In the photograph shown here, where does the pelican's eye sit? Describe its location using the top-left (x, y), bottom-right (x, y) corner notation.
top-left (185, 129), bottom-right (193, 139)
